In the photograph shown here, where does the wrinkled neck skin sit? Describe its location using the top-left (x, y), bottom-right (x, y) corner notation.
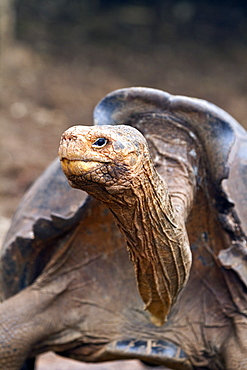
top-left (83, 154), bottom-right (193, 326)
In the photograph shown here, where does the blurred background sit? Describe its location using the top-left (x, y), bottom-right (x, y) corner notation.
top-left (0, 0), bottom-right (247, 368)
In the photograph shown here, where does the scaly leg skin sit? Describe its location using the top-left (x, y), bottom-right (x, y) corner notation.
top-left (0, 296), bottom-right (33, 369)
top-left (0, 286), bottom-right (61, 370)
top-left (223, 324), bottom-right (247, 370)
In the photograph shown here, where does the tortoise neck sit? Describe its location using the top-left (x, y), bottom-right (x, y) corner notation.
top-left (97, 158), bottom-right (192, 326)
top-left (109, 157), bottom-right (190, 241)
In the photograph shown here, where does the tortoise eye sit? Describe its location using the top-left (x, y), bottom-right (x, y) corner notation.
top-left (92, 137), bottom-right (108, 148)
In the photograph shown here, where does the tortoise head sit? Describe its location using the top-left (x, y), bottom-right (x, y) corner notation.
top-left (59, 124), bottom-right (150, 194)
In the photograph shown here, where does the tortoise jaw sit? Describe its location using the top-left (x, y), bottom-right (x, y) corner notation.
top-left (60, 158), bottom-right (104, 177)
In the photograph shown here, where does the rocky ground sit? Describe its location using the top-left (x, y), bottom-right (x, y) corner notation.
top-left (1, 37), bottom-right (247, 368)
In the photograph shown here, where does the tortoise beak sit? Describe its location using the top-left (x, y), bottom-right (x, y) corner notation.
top-left (60, 158), bottom-right (103, 177)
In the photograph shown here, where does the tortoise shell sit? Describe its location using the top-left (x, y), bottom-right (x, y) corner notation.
top-left (1, 158), bottom-right (88, 299)
top-left (1, 87), bottom-right (247, 369)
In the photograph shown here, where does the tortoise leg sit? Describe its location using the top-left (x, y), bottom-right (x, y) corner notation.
top-left (0, 290), bottom-right (44, 370)
top-left (223, 325), bottom-right (247, 370)
top-left (0, 285), bottom-right (65, 369)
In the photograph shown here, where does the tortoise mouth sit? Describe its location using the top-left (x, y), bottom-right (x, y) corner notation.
top-left (60, 158), bottom-right (108, 177)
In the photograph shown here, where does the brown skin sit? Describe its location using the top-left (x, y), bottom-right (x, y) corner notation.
top-left (0, 285), bottom-right (66, 369)
top-left (59, 124), bottom-right (192, 326)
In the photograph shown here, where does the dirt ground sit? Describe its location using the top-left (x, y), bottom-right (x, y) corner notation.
top-left (36, 352), bottom-right (155, 370)
top-left (1, 37), bottom-right (247, 368)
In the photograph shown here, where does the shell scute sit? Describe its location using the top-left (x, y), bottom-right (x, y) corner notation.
top-left (1, 158), bottom-right (88, 298)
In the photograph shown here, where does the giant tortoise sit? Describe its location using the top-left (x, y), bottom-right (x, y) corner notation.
top-left (0, 87), bottom-right (247, 370)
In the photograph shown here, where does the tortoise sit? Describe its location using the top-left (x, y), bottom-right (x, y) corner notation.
top-left (0, 87), bottom-right (247, 370)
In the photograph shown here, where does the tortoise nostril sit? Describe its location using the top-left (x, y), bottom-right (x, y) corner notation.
top-left (63, 133), bottom-right (77, 142)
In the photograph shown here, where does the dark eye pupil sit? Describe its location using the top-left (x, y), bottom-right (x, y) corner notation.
top-left (92, 138), bottom-right (107, 147)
